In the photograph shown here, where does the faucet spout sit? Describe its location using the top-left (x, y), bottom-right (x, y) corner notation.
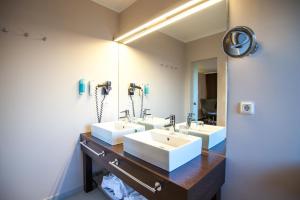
top-left (120, 110), bottom-right (130, 122)
top-left (186, 112), bottom-right (195, 128)
top-left (164, 114), bottom-right (176, 132)
top-left (142, 108), bottom-right (151, 120)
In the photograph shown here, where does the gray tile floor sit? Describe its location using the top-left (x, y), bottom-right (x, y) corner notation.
top-left (65, 189), bottom-right (109, 200)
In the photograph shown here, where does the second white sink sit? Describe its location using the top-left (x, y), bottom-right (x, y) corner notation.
top-left (91, 121), bottom-right (145, 145)
top-left (124, 129), bottom-right (202, 172)
top-left (135, 117), bottom-right (169, 130)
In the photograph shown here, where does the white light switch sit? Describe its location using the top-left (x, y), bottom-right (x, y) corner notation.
top-left (240, 101), bottom-right (255, 115)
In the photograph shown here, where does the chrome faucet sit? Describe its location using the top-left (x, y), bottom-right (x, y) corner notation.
top-left (186, 112), bottom-right (195, 128)
top-left (198, 121), bottom-right (204, 126)
top-left (164, 114), bottom-right (176, 132)
top-left (142, 108), bottom-right (151, 120)
top-left (120, 110), bottom-right (130, 121)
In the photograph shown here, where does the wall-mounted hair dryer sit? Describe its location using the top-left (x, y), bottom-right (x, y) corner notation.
top-left (95, 81), bottom-right (112, 123)
top-left (128, 83), bottom-right (142, 95)
top-left (97, 81), bottom-right (112, 95)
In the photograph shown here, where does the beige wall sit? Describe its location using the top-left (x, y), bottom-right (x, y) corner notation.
top-left (198, 73), bottom-right (207, 100)
top-left (198, 73), bottom-right (207, 118)
top-left (185, 32), bottom-right (227, 126)
top-left (0, 0), bottom-right (118, 199)
top-left (224, 0), bottom-right (300, 199)
top-left (118, 32), bottom-right (186, 121)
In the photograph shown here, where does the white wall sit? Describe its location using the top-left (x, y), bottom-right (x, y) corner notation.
top-left (224, 0), bottom-right (300, 199)
top-left (118, 32), bottom-right (186, 122)
top-left (0, 0), bottom-right (119, 199)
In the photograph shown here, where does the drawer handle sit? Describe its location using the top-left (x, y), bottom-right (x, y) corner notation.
top-left (80, 141), bottom-right (105, 157)
top-left (109, 159), bottom-right (162, 193)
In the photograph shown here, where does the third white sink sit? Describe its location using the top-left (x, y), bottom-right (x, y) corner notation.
top-left (91, 121), bottom-right (145, 145)
top-left (176, 122), bottom-right (226, 149)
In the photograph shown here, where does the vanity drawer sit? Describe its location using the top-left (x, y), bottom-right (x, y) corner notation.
top-left (104, 153), bottom-right (186, 200)
top-left (80, 139), bottom-right (187, 200)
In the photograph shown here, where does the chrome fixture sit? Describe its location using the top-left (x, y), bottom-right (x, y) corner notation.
top-left (142, 108), bottom-right (151, 119)
top-left (223, 26), bottom-right (258, 58)
top-left (120, 110), bottom-right (130, 121)
top-left (109, 159), bottom-right (162, 193)
top-left (198, 121), bottom-right (204, 126)
top-left (186, 113), bottom-right (195, 128)
top-left (164, 114), bottom-right (176, 132)
top-left (80, 141), bottom-right (105, 157)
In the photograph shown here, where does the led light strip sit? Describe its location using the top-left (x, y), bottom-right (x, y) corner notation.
top-left (114, 0), bottom-right (223, 44)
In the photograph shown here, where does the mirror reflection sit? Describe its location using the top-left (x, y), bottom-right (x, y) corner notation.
top-left (118, 0), bottom-right (228, 154)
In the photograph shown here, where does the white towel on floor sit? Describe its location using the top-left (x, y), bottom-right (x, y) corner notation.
top-left (101, 174), bottom-right (132, 199)
top-left (124, 191), bottom-right (147, 200)
top-left (101, 173), bottom-right (147, 200)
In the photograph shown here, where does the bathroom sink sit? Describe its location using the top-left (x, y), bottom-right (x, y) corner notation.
top-left (124, 129), bottom-right (202, 171)
top-left (176, 122), bottom-right (226, 149)
top-left (91, 121), bottom-right (145, 145)
top-left (135, 117), bottom-right (169, 130)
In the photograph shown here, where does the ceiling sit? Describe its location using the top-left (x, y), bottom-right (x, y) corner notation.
top-left (90, 0), bottom-right (136, 12)
top-left (160, 0), bottom-right (227, 43)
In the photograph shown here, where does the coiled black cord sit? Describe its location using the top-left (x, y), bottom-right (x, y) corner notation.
top-left (95, 87), bottom-right (106, 123)
top-left (129, 95), bottom-right (135, 117)
top-left (140, 90), bottom-right (144, 118)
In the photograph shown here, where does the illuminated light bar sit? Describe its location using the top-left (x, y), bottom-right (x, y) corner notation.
top-left (114, 0), bottom-right (223, 44)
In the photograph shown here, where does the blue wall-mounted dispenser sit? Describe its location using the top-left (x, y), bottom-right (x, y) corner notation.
top-left (144, 84), bottom-right (150, 96)
top-left (79, 79), bottom-right (86, 95)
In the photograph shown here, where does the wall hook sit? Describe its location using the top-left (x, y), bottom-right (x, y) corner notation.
top-left (1, 27), bottom-right (8, 33)
top-left (1, 26), bottom-right (48, 42)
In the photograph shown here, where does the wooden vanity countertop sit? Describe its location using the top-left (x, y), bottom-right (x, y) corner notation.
top-left (81, 132), bottom-right (225, 191)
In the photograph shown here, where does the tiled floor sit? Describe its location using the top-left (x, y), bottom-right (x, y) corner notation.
top-left (65, 189), bottom-right (109, 200)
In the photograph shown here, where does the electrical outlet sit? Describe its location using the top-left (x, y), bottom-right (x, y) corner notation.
top-left (240, 101), bottom-right (255, 115)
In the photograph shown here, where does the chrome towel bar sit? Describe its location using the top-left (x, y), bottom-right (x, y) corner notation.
top-left (80, 141), bottom-right (105, 157)
top-left (109, 159), bottom-right (162, 193)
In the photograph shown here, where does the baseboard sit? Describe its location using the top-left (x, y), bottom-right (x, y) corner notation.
top-left (43, 185), bottom-right (83, 200)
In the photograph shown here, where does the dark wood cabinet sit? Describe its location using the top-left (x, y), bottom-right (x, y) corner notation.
top-left (80, 133), bottom-right (225, 200)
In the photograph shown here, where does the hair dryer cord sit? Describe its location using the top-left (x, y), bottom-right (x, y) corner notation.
top-left (129, 95), bottom-right (135, 117)
top-left (95, 88), bottom-right (106, 123)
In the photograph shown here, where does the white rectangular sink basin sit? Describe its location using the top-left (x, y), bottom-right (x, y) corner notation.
top-left (91, 121), bottom-right (145, 145)
top-left (124, 129), bottom-right (202, 172)
top-left (135, 117), bottom-right (169, 130)
top-left (176, 122), bottom-right (226, 149)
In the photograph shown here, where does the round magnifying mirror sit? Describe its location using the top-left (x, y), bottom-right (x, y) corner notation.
top-left (223, 26), bottom-right (258, 58)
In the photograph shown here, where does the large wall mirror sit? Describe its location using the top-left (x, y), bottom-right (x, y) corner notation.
top-left (118, 0), bottom-right (228, 154)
